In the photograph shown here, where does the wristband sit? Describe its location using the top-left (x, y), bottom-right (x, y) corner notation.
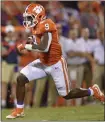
top-left (25, 44), bottom-right (32, 50)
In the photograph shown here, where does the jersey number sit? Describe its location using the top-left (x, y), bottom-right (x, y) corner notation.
top-left (45, 23), bottom-right (49, 30)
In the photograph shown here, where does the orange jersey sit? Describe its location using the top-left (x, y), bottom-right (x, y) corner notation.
top-left (32, 19), bottom-right (62, 66)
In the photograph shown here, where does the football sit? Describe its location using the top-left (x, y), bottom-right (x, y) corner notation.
top-left (26, 35), bottom-right (37, 44)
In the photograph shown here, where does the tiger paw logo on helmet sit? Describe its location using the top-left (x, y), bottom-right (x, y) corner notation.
top-left (33, 6), bottom-right (43, 14)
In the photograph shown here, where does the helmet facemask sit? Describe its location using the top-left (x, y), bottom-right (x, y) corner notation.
top-left (23, 13), bottom-right (38, 28)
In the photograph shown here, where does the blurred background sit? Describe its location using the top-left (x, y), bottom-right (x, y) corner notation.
top-left (1, 1), bottom-right (105, 109)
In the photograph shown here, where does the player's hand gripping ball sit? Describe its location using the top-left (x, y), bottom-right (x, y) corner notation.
top-left (27, 35), bottom-right (37, 44)
top-left (26, 37), bottom-right (33, 44)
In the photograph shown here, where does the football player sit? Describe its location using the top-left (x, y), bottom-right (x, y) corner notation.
top-left (6, 3), bottom-right (104, 119)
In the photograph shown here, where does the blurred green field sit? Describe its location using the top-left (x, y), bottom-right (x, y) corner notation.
top-left (2, 104), bottom-right (104, 121)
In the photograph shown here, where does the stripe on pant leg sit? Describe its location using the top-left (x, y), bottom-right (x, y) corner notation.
top-left (61, 57), bottom-right (70, 91)
top-left (61, 58), bottom-right (69, 94)
top-left (61, 57), bottom-right (70, 90)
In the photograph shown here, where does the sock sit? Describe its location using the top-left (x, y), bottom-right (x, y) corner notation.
top-left (88, 88), bottom-right (94, 96)
top-left (17, 102), bottom-right (24, 108)
top-left (2, 100), bottom-right (6, 107)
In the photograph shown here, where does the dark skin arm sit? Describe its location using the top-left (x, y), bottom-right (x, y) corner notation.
top-left (30, 33), bottom-right (49, 51)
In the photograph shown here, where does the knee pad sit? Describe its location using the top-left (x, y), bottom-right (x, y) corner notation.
top-left (17, 73), bottom-right (29, 86)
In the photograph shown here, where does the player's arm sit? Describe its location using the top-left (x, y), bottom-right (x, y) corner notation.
top-left (17, 32), bottom-right (52, 52)
top-left (17, 20), bottom-right (55, 52)
top-left (25, 32), bottom-right (52, 52)
top-left (33, 32), bottom-right (52, 51)
top-left (32, 33), bottom-right (49, 50)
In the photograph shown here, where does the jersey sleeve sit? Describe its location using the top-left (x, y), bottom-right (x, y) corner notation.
top-left (35, 19), bottom-right (57, 35)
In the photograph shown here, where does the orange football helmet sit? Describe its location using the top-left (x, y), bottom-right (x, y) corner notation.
top-left (23, 3), bottom-right (46, 28)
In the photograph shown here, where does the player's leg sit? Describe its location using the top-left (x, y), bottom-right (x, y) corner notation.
top-left (63, 58), bottom-right (104, 102)
top-left (6, 59), bottom-right (47, 119)
top-left (24, 81), bottom-right (34, 109)
top-left (50, 57), bottom-right (104, 102)
top-left (17, 59), bottom-right (47, 107)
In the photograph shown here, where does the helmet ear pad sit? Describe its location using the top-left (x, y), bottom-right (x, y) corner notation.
top-left (36, 14), bottom-right (44, 22)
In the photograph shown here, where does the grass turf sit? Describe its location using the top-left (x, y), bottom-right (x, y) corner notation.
top-left (2, 104), bottom-right (104, 121)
